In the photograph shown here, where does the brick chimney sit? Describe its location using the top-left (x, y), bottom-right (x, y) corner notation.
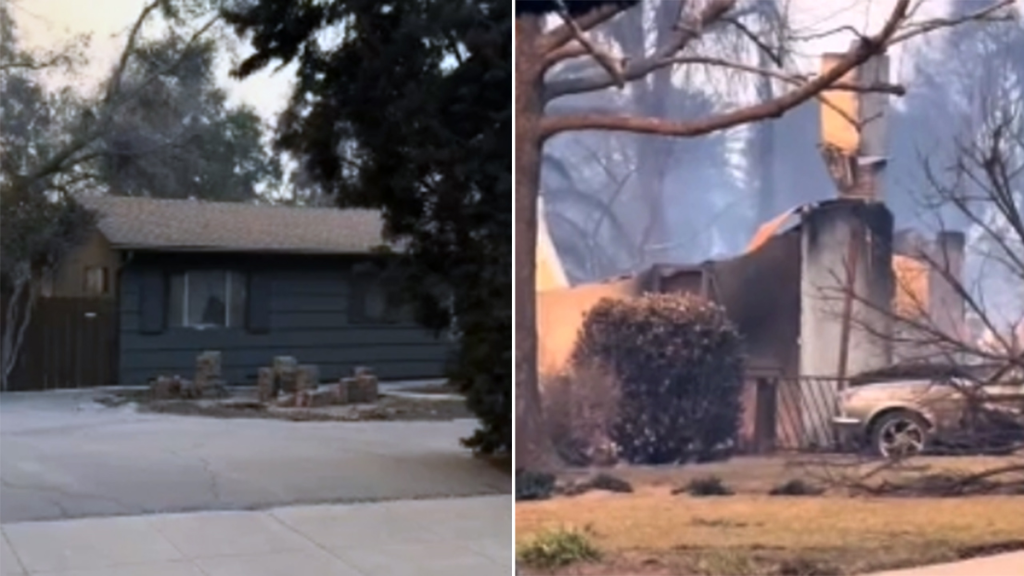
top-left (819, 47), bottom-right (890, 200)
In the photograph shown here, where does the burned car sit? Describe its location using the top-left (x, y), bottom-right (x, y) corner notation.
top-left (833, 363), bottom-right (1024, 458)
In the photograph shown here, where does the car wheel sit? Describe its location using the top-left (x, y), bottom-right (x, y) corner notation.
top-left (871, 410), bottom-right (930, 459)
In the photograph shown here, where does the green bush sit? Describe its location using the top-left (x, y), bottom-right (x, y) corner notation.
top-left (542, 364), bottom-right (620, 466)
top-left (571, 294), bottom-right (744, 465)
top-left (517, 525), bottom-right (602, 569)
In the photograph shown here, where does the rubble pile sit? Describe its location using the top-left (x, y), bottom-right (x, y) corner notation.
top-left (150, 350), bottom-right (227, 399)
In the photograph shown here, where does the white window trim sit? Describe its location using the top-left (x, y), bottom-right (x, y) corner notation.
top-left (178, 271), bottom-right (238, 330)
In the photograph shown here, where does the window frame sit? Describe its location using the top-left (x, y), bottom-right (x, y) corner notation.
top-left (169, 270), bottom-right (246, 330)
top-left (349, 264), bottom-right (414, 325)
top-left (83, 266), bottom-right (110, 296)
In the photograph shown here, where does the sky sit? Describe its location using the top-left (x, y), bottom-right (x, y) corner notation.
top-left (9, 0), bottom-right (296, 124)
top-left (10, 0), bottom-right (968, 125)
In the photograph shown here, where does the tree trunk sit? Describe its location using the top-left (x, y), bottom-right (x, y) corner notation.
top-left (515, 16), bottom-right (557, 471)
top-left (1, 276), bottom-right (37, 392)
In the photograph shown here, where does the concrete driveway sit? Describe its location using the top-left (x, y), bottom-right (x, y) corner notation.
top-left (863, 551), bottom-right (1024, 576)
top-left (0, 391), bottom-right (509, 523)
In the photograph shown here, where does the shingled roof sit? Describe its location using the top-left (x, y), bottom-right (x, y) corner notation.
top-left (76, 195), bottom-right (388, 254)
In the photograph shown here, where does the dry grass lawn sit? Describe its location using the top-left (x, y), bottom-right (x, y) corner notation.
top-left (516, 456), bottom-right (1024, 575)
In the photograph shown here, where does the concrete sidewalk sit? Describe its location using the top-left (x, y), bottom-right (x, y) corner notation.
top-left (1, 495), bottom-right (511, 576)
top-left (865, 551), bottom-right (1024, 576)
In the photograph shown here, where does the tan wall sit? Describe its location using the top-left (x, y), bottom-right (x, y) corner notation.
top-left (820, 53), bottom-right (861, 155)
top-left (48, 230), bottom-right (121, 298)
top-left (536, 199), bottom-right (569, 292)
top-left (893, 254), bottom-right (929, 318)
top-left (536, 251), bottom-right (568, 292)
top-left (536, 276), bottom-right (644, 376)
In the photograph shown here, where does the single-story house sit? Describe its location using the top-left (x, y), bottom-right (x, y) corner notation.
top-left (12, 195), bottom-right (452, 390)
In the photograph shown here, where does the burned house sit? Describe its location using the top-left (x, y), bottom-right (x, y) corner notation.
top-left (539, 198), bottom-right (897, 451)
top-left (536, 50), bottom-right (969, 452)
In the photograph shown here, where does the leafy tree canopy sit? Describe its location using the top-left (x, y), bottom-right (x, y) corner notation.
top-left (98, 36), bottom-right (282, 201)
top-left (225, 0), bottom-right (513, 453)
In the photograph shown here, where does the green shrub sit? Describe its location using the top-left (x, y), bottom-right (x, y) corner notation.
top-left (517, 525), bottom-right (602, 569)
top-left (572, 294), bottom-right (744, 465)
top-left (516, 469), bottom-right (556, 501)
top-left (542, 364), bottom-right (620, 466)
top-left (677, 475), bottom-right (734, 497)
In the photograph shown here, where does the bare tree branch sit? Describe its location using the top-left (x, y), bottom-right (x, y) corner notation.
top-left (555, 8), bottom-right (626, 88)
top-left (22, 13), bottom-right (221, 188)
top-left (722, 14), bottom-right (783, 68)
top-left (886, 0), bottom-right (1016, 46)
top-left (538, 0), bottom-right (909, 140)
top-left (539, 2), bottom-right (634, 55)
top-left (104, 0), bottom-right (162, 105)
top-left (543, 0), bottom-right (738, 102)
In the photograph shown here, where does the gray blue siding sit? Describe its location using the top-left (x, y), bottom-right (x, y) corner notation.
top-left (118, 253), bottom-right (452, 385)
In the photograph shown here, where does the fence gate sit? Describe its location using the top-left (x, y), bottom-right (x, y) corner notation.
top-left (5, 298), bottom-right (118, 391)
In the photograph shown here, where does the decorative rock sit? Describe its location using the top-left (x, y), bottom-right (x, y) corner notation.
top-left (219, 399), bottom-right (265, 411)
top-left (151, 376), bottom-right (173, 399)
top-left (179, 378), bottom-right (198, 399)
top-left (334, 381), bottom-right (350, 404)
top-left (257, 367), bottom-right (274, 403)
top-left (151, 375), bottom-right (186, 399)
top-left (353, 366), bottom-right (374, 377)
top-left (273, 356), bottom-right (298, 394)
top-left (296, 365), bottom-right (319, 394)
top-left (307, 388), bottom-right (336, 408)
top-left (343, 370), bottom-right (379, 404)
top-left (195, 351), bottom-right (222, 395)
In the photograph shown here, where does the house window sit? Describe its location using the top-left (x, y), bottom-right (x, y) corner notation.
top-left (83, 267), bottom-right (110, 295)
top-left (168, 271), bottom-right (247, 329)
top-left (350, 273), bottom-right (415, 325)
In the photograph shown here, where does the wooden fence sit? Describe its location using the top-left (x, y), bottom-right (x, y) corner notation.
top-left (1, 297), bottom-right (118, 391)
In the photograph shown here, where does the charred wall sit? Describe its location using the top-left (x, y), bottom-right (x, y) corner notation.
top-left (799, 199), bottom-right (895, 446)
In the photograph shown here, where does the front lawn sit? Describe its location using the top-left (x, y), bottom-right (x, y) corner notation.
top-left (516, 456), bottom-right (1024, 575)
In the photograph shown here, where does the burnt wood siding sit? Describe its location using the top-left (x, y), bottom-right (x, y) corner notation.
top-left (118, 253), bottom-right (451, 384)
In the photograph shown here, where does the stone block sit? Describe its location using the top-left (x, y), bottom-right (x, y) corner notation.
top-left (294, 389), bottom-right (310, 408)
top-left (257, 367), bottom-right (274, 402)
top-left (194, 351), bottom-right (222, 396)
top-left (334, 381), bottom-right (350, 404)
top-left (273, 356), bottom-right (298, 394)
top-left (151, 376), bottom-right (173, 399)
top-left (181, 378), bottom-right (201, 399)
top-left (307, 389), bottom-right (336, 407)
top-left (343, 373), bottom-right (378, 404)
top-left (151, 375), bottom-right (189, 399)
top-left (296, 365), bottom-right (320, 393)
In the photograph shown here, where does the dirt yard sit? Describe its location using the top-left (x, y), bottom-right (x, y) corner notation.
top-left (100, 386), bottom-right (472, 422)
top-left (516, 456), bottom-right (1024, 575)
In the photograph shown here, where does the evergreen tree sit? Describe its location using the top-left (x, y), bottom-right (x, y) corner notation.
top-left (226, 0), bottom-right (513, 453)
